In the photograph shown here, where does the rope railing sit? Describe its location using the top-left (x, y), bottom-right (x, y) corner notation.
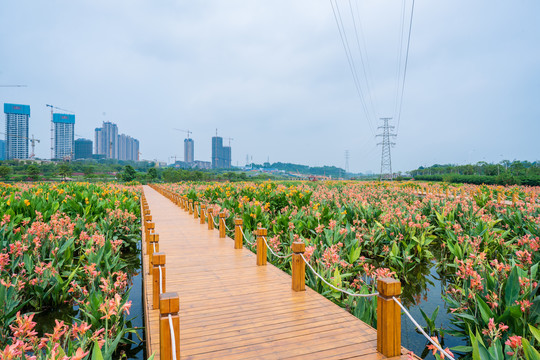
top-left (300, 254), bottom-right (379, 298)
top-left (393, 297), bottom-right (455, 360)
top-left (168, 314), bottom-right (178, 360)
top-left (159, 265), bottom-right (164, 295)
top-left (239, 226), bottom-right (255, 245)
top-left (148, 185), bottom-right (431, 359)
top-left (262, 236), bottom-right (291, 259)
top-left (223, 219), bottom-right (233, 232)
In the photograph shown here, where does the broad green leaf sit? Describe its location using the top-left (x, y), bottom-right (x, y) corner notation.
top-left (529, 324), bottom-right (540, 343)
top-left (91, 341), bottom-right (104, 360)
top-left (451, 346), bottom-right (472, 353)
top-left (476, 294), bottom-right (495, 324)
top-left (504, 266), bottom-right (520, 306)
top-left (523, 339), bottom-right (540, 360)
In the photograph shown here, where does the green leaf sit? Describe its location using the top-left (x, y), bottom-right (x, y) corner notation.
top-left (456, 313), bottom-right (479, 324)
top-left (451, 346), bottom-right (472, 353)
top-left (529, 324), bottom-right (540, 343)
top-left (504, 266), bottom-right (520, 307)
top-left (523, 339), bottom-right (540, 360)
top-left (476, 294), bottom-right (495, 324)
top-left (487, 339), bottom-right (504, 360)
top-left (92, 341), bottom-right (104, 360)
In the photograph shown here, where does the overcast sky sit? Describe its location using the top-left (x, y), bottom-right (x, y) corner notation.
top-left (1, 1), bottom-right (538, 173)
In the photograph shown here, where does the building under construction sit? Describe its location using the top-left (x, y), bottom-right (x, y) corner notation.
top-left (211, 136), bottom-right (231, 169)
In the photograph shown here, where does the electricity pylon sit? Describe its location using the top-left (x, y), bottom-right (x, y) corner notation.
top-left (377, 118), bottom-right (396, 180)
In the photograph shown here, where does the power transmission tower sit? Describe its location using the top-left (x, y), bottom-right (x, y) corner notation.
top-left (377, 118), bottom-right (396, 180)
top-left (345, 150), bottom-right (350, 173)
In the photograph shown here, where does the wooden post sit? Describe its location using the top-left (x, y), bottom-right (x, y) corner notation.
top-left (219, 212), bottom-right (226, 238)
top-left (291, 242), bottom-right (305, 291)
top-left (184, 197), bottom-right (188, 210)
top-left (149, 234), bottom-right (159, 272)
top-left (194, 201), bottom-right (199, 219)
top-left (256, 228), bottom-right (267, 266)
top-left (377, 278), bottom-right (402, 358)
top-left (234, 218), bottom-right (243, 249)
top-left (159, 292), bottom-right (180, 360)
top-left (145, 222), bottom-right (155, 240)
top-left (207, 209), bottom-right (214, 230)
top-left (152, 252), bottom-right (166, 309)
top-left (200, 204), bottom-right (206, 224)
top-left (188, 200), bottom-right (194, 215)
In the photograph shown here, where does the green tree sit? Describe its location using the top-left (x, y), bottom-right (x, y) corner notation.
top-left (27, 165), bottom-right (40, 181)
top-left (122, 165), bottom-right (137, 182)
top-left (0, 165), bottom-right (11, 179)
top-left (57, 163), bottom-right (72, 180)
top-left (147, 168), bottom-right (158, 181)
top-left (83, 165), bottom-right (95, 179)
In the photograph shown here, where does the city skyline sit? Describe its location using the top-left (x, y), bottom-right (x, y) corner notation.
top-left (1, 2), bottom-right (538, 172)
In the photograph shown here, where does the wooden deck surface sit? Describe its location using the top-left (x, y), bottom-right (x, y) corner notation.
top-left (142, 185), bottom-right (409, 359)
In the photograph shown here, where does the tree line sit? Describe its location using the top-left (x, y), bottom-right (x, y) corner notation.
top-left (409, 160), bottom-right (540, 186)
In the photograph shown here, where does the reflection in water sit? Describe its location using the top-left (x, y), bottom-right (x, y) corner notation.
top-left (400, 262), bottom-right (466, 359)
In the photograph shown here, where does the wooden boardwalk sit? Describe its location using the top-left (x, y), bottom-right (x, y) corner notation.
top-left (142, 185), bottom-right (408, 359)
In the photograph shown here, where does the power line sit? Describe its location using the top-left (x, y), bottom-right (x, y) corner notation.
top-left (347, 0), bottom-right (378, 121)
top-left (330, 0), bottom-right (376, 137)
top-left (396, 0), bottom-right (415, 134)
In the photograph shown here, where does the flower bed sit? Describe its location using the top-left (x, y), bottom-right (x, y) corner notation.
top-left (161, 180), bottom-right (540, 359)
top-left (0, 182), bottom-right (142, 359)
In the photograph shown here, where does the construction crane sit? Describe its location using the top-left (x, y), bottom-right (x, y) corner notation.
top-left (173, 128), bottom-right (192, 139)
top-left (226, 137), bottom-right (234, 147)
top-left (46, 104), bottom-right (74, 160)
top-left (0, 85), bottom-right (27, 87)
top-left (0, 132), bottom-right (40, 159)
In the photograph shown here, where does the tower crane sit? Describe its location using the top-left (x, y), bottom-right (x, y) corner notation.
top-left (173, 128), bottom-right (192, 139)
top-left (46, 104), bottom-right (74, 160)
top-left (226, 137), bottom-right (234, 147)
top-left (0, 85), bottom-right (27, 87)
top-left (1, 132), bottom-right (40, 159)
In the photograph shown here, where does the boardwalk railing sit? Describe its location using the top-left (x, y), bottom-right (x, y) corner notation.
top-left (145, 184), bottom-right (469, 359)
top-left (149, 185), bottom-right (411, 358)
top-left (141, 193), bottom-right (180, 360)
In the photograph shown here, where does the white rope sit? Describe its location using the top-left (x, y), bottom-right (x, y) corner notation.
top-left (300, 254), bottom-right (379, 298)
top-left (239, 227), bottom-right (254, 245)
top-left (224, 220), bottom-right (233, 232)
top-left (212, 214), bottom-right (219, 227)
top-left (392, 297), bottom-right (456, 360)
top-left (262, 236), bottom-right (291, 259)
top-left (168, 314), bottom-right (177, 360)
top-left (158, 265), bottom-right (163, 294)
top-left (153, 242), bottom-right (156, 253)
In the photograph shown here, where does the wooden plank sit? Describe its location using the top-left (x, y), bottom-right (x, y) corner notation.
top-left (142, 185), bottom-right (407, 360)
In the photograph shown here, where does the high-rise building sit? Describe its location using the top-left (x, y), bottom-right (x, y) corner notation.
top-left (118, 134), bottom-right (139, 161)
top-left (222, 146), bottom-right (231, 168)
top-left (74, 138), bottom-right (93, 160)
top-left (94, 122), bottom-right (118, 159)
top-left (4, 103), bottom-right (30, 160)
top-left (0, 140), bottom-right (5, 160)
top-left (184, 138), bottom-right (194, 163)
top-left (212, 136), bottom-right (222, 168)
top-left (94, 128), bottom-right (103, 155)
top-left (211, 136), bottom-right (231, 168)
top-left (53, 113), bottom-right (75, 160)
